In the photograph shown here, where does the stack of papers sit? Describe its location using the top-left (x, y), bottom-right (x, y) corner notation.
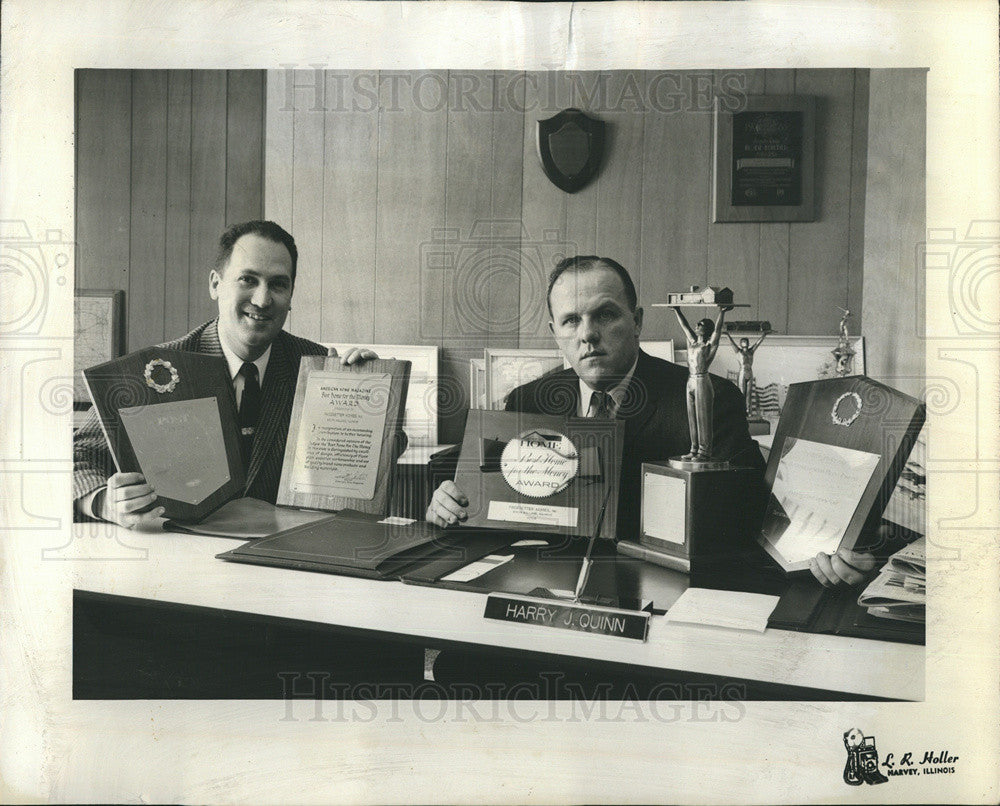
top-left (664, 588), bottom-right (781, 633)
top-left (858, 537), bottom-right (926, 622)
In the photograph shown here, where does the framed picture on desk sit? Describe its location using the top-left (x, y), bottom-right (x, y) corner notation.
top-left (73, 289), bottom-right (124, 405)
top-left (484, 348), bottom-right (567, 410)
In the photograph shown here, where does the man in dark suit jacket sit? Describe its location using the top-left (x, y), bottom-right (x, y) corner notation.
top-left (74, 220), bottom-right (375, 527)
top-left (426, 255), bottom-right (765, 542)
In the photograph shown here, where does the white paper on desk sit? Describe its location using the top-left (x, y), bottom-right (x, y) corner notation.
top-left (664, 587), bottom-right (780, 633)
top-left (439, 554), bottom-right (514, 583)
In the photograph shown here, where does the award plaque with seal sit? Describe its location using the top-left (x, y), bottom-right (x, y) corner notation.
top-left (758, 376), bottom-right (925, 575)
top-left (453, 410), bottom-right (623, 539)
top-left (82, 347), bottom-right (246, 522)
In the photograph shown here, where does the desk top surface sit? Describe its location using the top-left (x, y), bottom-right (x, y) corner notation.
top-left (68, 523), bottom-right (923, 700)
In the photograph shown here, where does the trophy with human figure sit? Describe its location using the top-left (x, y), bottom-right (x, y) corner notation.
top-left (657, 285), bottom-right (748, 470)
top-left (725, 326), bottom-right (771, 435)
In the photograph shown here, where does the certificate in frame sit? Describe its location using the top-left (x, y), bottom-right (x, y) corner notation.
top-left (713, 94), bottom-right (816, 222)
top-left (759, 376), bottom-right (925, 574)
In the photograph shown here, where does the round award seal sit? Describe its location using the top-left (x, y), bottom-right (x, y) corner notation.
top-left (144, 358), bottom-right (180, 394)
top-left (831, 391), bottom-right (862, 427)
top-left (500, 429), bottom-right (579, 498)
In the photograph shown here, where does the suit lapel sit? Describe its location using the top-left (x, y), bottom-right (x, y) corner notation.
top-left (195, 317), bottom-right (241, 422)
top-left (246, 334), bottom-right (296, 491)
top-left (619, 352), bottom-right (660, 444)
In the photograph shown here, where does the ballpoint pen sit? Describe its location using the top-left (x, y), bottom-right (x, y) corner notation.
top-left (571, 482), bottom-right (614, 603)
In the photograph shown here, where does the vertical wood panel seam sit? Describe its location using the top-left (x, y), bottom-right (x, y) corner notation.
top-left (126, 70), bottom-right (135, 350)
top-left (846, 69), bottom-right (855, 310)
top-left (372, 71), bottom-right (381, 341)
top-left (186, 71), bottom-right (194, 329)
top-left (319, 77), bottom-right (326, 340)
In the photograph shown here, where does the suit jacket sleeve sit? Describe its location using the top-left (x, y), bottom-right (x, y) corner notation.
top-left (73, 408), bottom-right (117, 511)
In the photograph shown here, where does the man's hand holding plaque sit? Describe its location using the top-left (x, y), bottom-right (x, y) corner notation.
top-left (95, 471), bottom-right (165, 530)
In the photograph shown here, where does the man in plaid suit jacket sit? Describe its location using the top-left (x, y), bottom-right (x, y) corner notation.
top-left (74, 220), bottom-right (375, 527)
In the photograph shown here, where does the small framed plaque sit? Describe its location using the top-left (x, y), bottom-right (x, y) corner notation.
top-left (758, 376), bottom-right (925, 574)
top-left (74, 289), bottom-right (124, 404)
top-left (713, 94), bottom-right (816, 223)
top-left (276, 356), bottom-right (411, 516)
top-left (484, 348), bottom-right (567, 410)
top-left (453, 410), bottom-right (623, 539)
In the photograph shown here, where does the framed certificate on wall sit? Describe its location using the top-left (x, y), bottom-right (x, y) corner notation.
top-left (713, 94), bottom-right (816, 222)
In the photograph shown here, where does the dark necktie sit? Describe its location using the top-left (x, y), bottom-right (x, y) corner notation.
top-left (589, 390), bottom-right (614, 419)
top-left (238, 362), bottom-right (261, 467)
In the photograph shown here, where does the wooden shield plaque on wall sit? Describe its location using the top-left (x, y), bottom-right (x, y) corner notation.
top-left (536, 108), bottom-right (605, 193)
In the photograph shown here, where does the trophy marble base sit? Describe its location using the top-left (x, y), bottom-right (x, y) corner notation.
top-left (626, 462), bottom-right (761, 574)
top-left (667, 456), bottom-right (731, 471)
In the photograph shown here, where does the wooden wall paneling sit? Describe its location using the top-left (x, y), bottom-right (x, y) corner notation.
top-left (787, 69), bottom-right (855, 335)
top-left (75, 70), bottom-right (132, 311)
top-left (437, 71), bottom-right (504, 439)
top-left (706, 70), bottom-right (763, 325)
top-left (486, 70), bottom-right (526, 351)
top-left (596, 71), bottom-right (645, 299)
top-left (321, 70), bottom-right (378, 345)
top-left (862, 69), bottom-right (926, 396)
top-left (264, 69), bottom-right (295, 332)
top-left (290, 95), bottom-right (325, 342)
top-left (188, 72), bottom-right (229, 329)
top-left (225, 71), bottom-right (264, 227)
top-left (374, 70), bottom-right (449, 345)
top-left (562, 72), bottom-right (602, 260)
top-left (638, 70), bottom-right (713, 345)
top-left (443, 70), bottom-right (500, 349)
top-left (847, 68), bottom-right (870, 327)
top-left (164, 71), bottom-right (192, 340)
top-left (518, 71), bottom-right (570, 348)
top-left (756, 69), bottom-right (795, 333)
top-left (128, 70), bottom-right (169, 349)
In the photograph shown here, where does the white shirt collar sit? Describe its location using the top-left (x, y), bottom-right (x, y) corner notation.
top-left (218, 338), bottom-right (271, 384)
top-left (578, 356), bottom-right (638, 417)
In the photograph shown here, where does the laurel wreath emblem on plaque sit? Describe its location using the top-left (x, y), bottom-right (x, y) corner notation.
top-left (143, 358), bottom-right (180, 394)
top-left (831, 391), bottom-right (863, 427)
top-left (500, 429), bottom-right (579, 498)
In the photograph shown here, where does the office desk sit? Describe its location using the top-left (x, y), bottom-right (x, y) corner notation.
top-left (70, 524), bottom-right (923, 701)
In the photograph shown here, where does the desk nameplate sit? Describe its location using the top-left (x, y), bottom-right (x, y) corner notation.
top-left (484, 594), bottom-right (650, 641)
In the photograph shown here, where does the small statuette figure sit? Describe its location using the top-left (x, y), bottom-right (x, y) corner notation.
top-left (725, 329), bottom-right (769, 415)
top-left (833, 306), bottom-right (857, 376)
top-left (673, 305), bottom-right (733, 461)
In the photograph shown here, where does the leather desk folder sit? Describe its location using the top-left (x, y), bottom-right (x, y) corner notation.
top-left (216, 509), bottom-right (517, 581)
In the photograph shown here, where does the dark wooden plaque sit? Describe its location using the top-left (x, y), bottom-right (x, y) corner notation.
top-left (82, 347), bottom-right (245, 522)
top-left (759, 376), bottom-right (925, 574)
top-left (276, 356), bottom-right (410, 516)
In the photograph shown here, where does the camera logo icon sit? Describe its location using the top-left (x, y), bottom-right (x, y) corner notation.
top-left (0, 220), bottom-right (73, 337)
top-left (917, 221), bottom-right (999, 338)
top-left (419, 220), bottom-right (575, 344)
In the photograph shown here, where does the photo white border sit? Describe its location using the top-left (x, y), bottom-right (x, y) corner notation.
top-left (1, 1), bottom-right (998, 803)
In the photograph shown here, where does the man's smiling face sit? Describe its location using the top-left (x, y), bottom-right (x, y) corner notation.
top-left (548, 266), bottom-right (643, 391)
top-left (209, 233), bottom-right (294, 361)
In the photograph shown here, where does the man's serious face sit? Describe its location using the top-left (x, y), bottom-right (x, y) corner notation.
top-left (548, 267), bottom-right (642, 391)
top-left (209, 233), bottom-right (294, 361)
